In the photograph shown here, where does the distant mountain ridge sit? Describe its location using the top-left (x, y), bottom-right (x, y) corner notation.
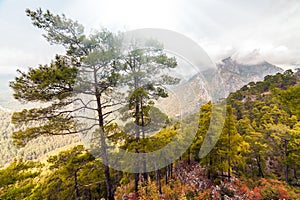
top-left (0, 57), bottom-right (284, 167)
top-left (160, 57), bottom-right (283, 116)
top-left (206, 57), bottom-right (283, 99)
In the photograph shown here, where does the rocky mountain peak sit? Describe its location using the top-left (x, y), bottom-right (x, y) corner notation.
top-left (159, 57), bottom-right (283, 117)
top-left (218, 57), bottom-right (239, 73)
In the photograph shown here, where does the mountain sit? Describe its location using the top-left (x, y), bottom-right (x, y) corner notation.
top-left (1, 68), bottom-right (299, 200)
top-left (159, 57), bottom-right (283, 117)
top-left (204, 57), bottom-right (283, 99)
top-left (0, 57), bottom-right (284, 167)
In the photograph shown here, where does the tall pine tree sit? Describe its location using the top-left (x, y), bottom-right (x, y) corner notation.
top-left (10, 9), bottom-right (122, 199)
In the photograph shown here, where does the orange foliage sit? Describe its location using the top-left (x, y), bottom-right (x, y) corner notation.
top-left (260, 178), bottom-right (270, 186)
top-left (253, 186), bottom-right (262, 199)
top-left (278, 186), bottom-right (289, 199)
top-left (240, 184), bottom-right (249, 194)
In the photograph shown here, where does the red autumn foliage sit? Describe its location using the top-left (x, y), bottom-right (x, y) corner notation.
top-left (278, 186), bottom-right (289, 199)
top-left (240, 184), bottom-right (249, 194)
top-left (253, 186), bottom-right (262, 199)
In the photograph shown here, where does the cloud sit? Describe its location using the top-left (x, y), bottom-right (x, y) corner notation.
top-left (0, 0), bottom-right (299, 71)
top-left (275, 45), bottom-right (288, 53)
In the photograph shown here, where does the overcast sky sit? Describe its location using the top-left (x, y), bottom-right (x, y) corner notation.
top-left (0, 0), bottom-right (300, 76)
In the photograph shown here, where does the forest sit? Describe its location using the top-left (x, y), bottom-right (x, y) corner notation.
top-left (0, 8), bottom-right (300, 200)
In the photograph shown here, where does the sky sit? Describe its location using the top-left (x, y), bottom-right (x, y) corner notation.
top-left (0, 0), bottom-right (300, 77)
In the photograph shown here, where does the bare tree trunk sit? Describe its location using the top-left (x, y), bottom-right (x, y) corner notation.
top-left (165, 167), bottom-right (168, 184)
top-left (256, 155), bottom-right (264, 178)
top-left (187, 148), bottom-right (191, 165)
top-left (74, 170), bottom-right (80, 199)
top-left (168, 163), bottom-right (173, 179)
top-left (141, 100), bottom-right (148, 182)
top-left (88, 188), bottom-right (92, 200)
top-left (134, 172), bottom-right (139, 198)
top-left (228, 125), bottom-right (231, 182)
top-left (208, 156), bottom-right (212, 180)
top-left (228, 157), bottom-right (231, 182)
top-left (94, 69), bottom-right (114, 200)
top-left (286, 165), bottom-right (289, 183)
top-left (156, 169), bottom-right (162, 195)
top-left (284, 139), bottom-right (289, 183)
top-left (134, 94), bottom-right (140, 196)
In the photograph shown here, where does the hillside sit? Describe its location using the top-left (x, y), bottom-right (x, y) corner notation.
top-left (0, 109), bottom-right (81, 168)
top-left (0, 57), bottom-right (283, 168)
top-left (1, 70), bottom-right (299, 199)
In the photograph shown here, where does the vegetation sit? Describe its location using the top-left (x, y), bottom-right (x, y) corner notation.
top-left (2, 69), bottom-right (299, 199)
top-left (0, 110), bottom-right (80, 168)
top-left (1, 7), bottom-right (300, 200)
top-left (0, 159), bottom-right (41, 200)
top-left (10, 8), bottom-right (123, 199)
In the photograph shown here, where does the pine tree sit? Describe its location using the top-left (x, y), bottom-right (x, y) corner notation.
top-left (218, 105), bottom-right (246, 182)
top-left (10, 9), bottom-right (122, 199)
top-left (120, 40), bottom-right (179, 193)
top-left (33, 145), bottom-right (112, 199)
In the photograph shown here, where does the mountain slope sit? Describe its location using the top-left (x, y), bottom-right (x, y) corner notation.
top-left (0, 109), bottom-right (81, 168)
top-left (160, 58), bottom-right (283, 117)
top-left (206, 57), bottom-right (283, 99)
top-left (0, 58), bottom-right (284, 167)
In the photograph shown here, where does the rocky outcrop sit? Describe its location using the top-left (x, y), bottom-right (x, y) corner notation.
top-left (204, 57), bottom-right (283, 100)
top-left (160, 58), bottom-right (283, 117)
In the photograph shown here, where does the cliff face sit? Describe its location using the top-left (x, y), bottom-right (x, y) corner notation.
top-left (160, 57), bottom-right (283, 117)
top-left (204, 57), bottom-right (283, 100)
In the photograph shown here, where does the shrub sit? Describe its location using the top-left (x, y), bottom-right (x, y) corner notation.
top-left (260, 185), bottom-right (279, 200)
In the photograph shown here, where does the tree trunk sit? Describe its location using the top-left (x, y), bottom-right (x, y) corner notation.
top-left (165, 167), bottom-right (168, 185)
top-left (134, 172), bottom-right (139, 197)
top-left (256, 155), bottom-right (264, 178)
top-left (169, 163), bottom-right (173, 179)
top-left (156, 169), bottom-right (162, 195)
top-left (134, 147), bottom-right (140, 198)
top-left (228, 125), bottom-right (231, 182)
top-left (89, 188), bottom-right (92, 200)
top-left (97, 183), bottom-right (101, 197)
top-left (140, 100), bottom-right (148, 182)
top-left (104, 165), bottom-right (114, 200)
top-left (208, 156), bottom-right (212, 179)
top-left (286, 165), bottom-right (289, 183)
top-left (94, 69), bottom-right (114, 200)
top-left (74, 170), bottom-right (80, 199)
top-left (228, 157), bottom-right (231, 182)
top-left (187, 148), bottom-right (191, 165)
top-left (134, 96), bottom-right (140, 195)
top-left (284, 139), bottom-right (289, 183)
